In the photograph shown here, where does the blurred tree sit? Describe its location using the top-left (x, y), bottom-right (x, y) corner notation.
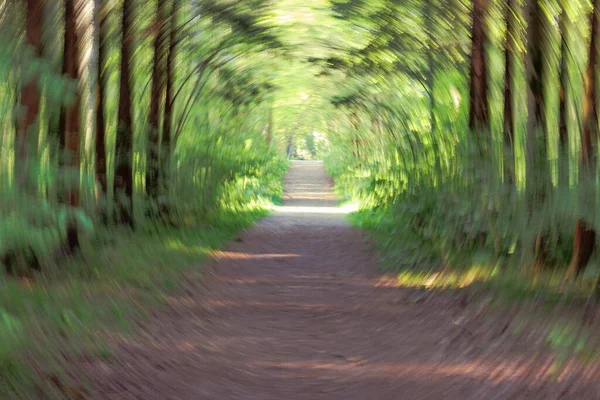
top-left (469, 0), bottom-right (490, 144)
top-left (569, 0), bottom-right (599, 277)
top-left (115, 0), bottom-right (134, 226)
top-left (17, 0), bottom-right (44, 189)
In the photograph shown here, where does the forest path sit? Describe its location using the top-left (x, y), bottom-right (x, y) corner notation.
top-left (83, 161), bottom-right (598, 399)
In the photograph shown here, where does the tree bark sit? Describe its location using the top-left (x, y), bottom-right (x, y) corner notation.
top-left (95, 0), bottom-right (108, 201)
top-left (525, 0), bottom-right (545, 139)
top-left (161, 0), bottom-right (177, 200)
top-left (17, 0), bottom-right (44, 189)
top-left (61, 0), bottom-right (89, 251)
top-left (115, 0), bottom-right (135, 226)
top-left (568, 0), bottom-right (599, 277)
top-left (558, 6), bottom-right (570, 188)
top-left (468, 0), bottom-right (490, 145)
top-left (524, 0), bottom-right (547, 264)
top-left (503, 0), bottom-right (515, 147)
top-left (146, 0), bottom-right (169, 201)
top-left (61, 0), bottom-right (81, 205)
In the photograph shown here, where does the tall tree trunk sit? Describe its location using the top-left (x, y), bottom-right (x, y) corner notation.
top-left (468, 0), bottom-right (490, 149)
top-left (568, 0), bottom-right (599, 277)
top-left (161, 0), bottom-right (177, 201)
top-left (61, 0), bottom-right (81, 206)
top-left (503, 0), bottom-right (515, 147)
top-left (95, 0), bottom-right (108, 203)
top-left (146, 0), bottom-right (169, 201)
top-left (558, 6), bottom-right (570, 188)
top-left (17, 0), bottom-right (44, 189)
top-left (525, 0), bottom-right (547, 263)
top-left (525, 0), bottom-right (545, 139)
top-left (115, 0), bottom-right (134, 226)
top-left (61, 0), bottom-right (83, 250)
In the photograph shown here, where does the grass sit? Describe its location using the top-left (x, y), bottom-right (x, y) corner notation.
top-left (0, 207), bottom-right (270, 399)
top-left (349, 208), bottom-right (600, 302)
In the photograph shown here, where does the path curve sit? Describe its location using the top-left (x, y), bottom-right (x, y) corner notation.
top-left (84, 161), bottom-right (600, 399)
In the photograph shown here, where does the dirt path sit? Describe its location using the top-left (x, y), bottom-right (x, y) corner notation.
top-left (83, 161), bottom-right (600, 399)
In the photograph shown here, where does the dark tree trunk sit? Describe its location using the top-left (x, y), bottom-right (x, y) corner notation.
top-left (60, 0), bottom-right (83, 251)
top-left (524, 0), bottom-right (547, 264)
top-left (525, 0), bottom-right (545, 138)
top-left (61, 0), bottom-right (81, 204)
top-left (569, 0), bottom-right (599, 277)
top-left (95, 0), bottom-right (108, 201)
top-left (161, 0), bottom-right (177, 201)
top-left (115, 0), bottom-right (135, 227)
top-left (558, 7), bottom-right (570, 188)
top-left (503, 0), bottom-right (515, 147)
top-left (468, 0), bottom-right (490, 146)
top-left (146, 0), bottom-right (169, 201)
top-left (17, 0), bottom-right (44, 188)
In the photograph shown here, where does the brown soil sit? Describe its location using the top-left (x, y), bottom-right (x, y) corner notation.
top-left (81, 161), bottom-right (600, 399)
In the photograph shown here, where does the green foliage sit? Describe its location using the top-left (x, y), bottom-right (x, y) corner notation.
top-left (3, 0), bottom-right (600, 394)
top-left (0, 0), bottom-right (291, 396)
top-left (323, 0), bottom-right (600, 301)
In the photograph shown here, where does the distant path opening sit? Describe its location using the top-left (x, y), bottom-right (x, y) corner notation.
top-left (83, 161), bottom-right (596, 399)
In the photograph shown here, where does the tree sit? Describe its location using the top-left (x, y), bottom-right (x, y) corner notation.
top-left (468, 0), bottom-right (490, 142)
top-left (521, 0), bottom-right (549, 263)
top-left (114, 0), bottom-right (134, 226)
top-left (558, 4), bottom-right (570, 187)
top-left (161, 0), bottom-right (177, 203)
top-left (504, 0), bottom-right (516, 147)
top-left (17, 0), bottom-right (44, 189)
top-left (60, 0), bottom-right (83, 250)
top-left (95, 0), bottom-right (108, 202)
top-left (146, 0), bottom-right (169, 202)
top-left (525, 0), bottom-right (545, 145)
top-left (568, 0), bottom-right (599, 277)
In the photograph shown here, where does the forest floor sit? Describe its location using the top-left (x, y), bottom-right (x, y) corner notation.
top-left (78, 161), bottom-right (600, 399)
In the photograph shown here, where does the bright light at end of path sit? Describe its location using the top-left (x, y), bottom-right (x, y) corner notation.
top-left (271, 203), bottom-right (359, 214)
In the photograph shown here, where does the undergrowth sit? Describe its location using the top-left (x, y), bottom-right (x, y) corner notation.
top-left (0, 162), bottom-right (287, 399)
top-left (349, 207), bottom-right (600, 305)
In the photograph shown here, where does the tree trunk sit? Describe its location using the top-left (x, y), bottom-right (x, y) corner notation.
top-left (468, 0), bottom-right (490, 147)
top-left (558, 6), bottom-right (570, 188)
top-left (525, 0), bottom-right (545, 140)
top-left (568, 0), bottom-right (599, 277)
top-left (95, 0), bottom-right (108, 202)
top-left (503, 0), bottom-right (515, 147)
top-left (525, 0), bottom-right (547, 264)
top-left (146, 0), bottom-right (169, 201)
top-left (162, 0), bottom-right (176, 194)
top-left (61, 0), bottom-right (81, 202)
top-left (17, 0), bottom-right (44, 189)
top-left (61, 0), bottom-right (83, 250)
top-left (115, 0), bottom-right (135, 226)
